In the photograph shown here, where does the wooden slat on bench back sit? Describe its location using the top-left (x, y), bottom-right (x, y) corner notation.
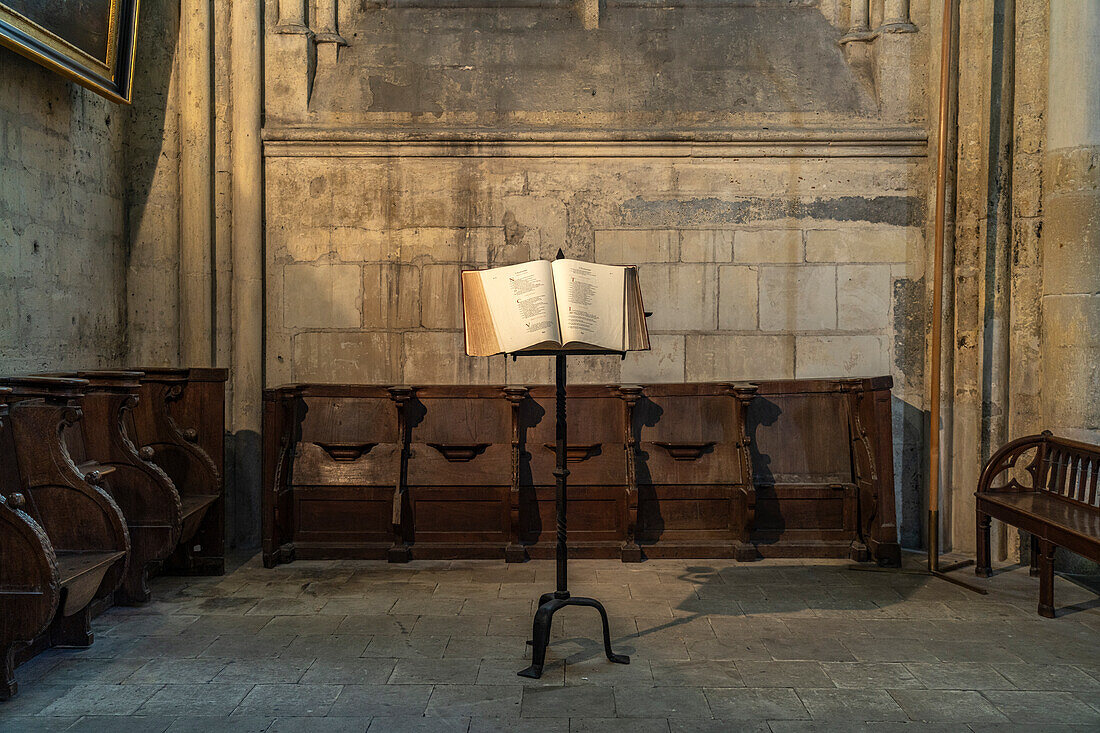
top-left (1040, 436), bottom-right (1100, 509)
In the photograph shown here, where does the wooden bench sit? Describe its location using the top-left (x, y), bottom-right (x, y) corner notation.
top-left (0, 381), bottom-right (130, 698)
top-left (976, 431), bottom-right (1100, 617)
top-left (128, 368), bottom-right (225, 575)
top-left (262, 378), bottom-right (900, 566)
top-left (43, 371), bottom-right (184, 604)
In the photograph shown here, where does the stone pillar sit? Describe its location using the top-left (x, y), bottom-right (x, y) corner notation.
top-left (577, 0), bottom-right (600, 31)
top-left (180, 0), bottom-right (214, 367)
top-left (314, 0), bottom-right (347, 66)
top-left (841, 0), bottom-right (873, 43)
top-left (276, 0), bottom-right (308, 33)
top-left (1042, 1), bottom-right (1100, 445)
top-left (231, 0), bottom-right (266, 547)
top-left (881, 0), bottom-right (918, 34)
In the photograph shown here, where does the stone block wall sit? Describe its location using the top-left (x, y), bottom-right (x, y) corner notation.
top-left (266, 156), bottom-right (925, 391)
top-left (0, 51), bottom-right (128, 374)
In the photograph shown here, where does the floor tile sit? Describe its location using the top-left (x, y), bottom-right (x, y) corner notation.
top-left (423, 683), bottom-right (523, 718)
top-left (389, 657), bottom-right (480, 684)
top-left (136, 683), bottom-right (253, 716)
top-left (233, 683), bottom-right (341, 717)
top-left (612, 684), bottom-right (711, 718)
top-left (888, 689), bottom-right (1007, 723)
top-left (702, 687), bottom-right (810, 720)
top-left (520, 684), bottom-right (616, 717)
top-left (795, 687), bottom-right (908, 721)
top-left (327, 684), bottom-right (434, 717)
top-left (39, 683), bottom-right (165, 716)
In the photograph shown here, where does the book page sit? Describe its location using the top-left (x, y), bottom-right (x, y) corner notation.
top-left (474, 260), bottom-right (561, 353)
top-left (551, 259), bottom-right (625, 351)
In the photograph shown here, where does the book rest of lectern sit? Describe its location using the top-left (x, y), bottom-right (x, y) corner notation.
top-left (507, 347), bottom-right (631, 679)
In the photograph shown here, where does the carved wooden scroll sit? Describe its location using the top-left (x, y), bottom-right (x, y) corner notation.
top-left (0, 387), bottom-right (59, 700)
top-left (387, 386), bottom-right (415, 563)
top-left (618, 385), bottom-right (644, 563)
top-left (0, 379), bottom-right (129, 663)
top-left (504, 386), bottom-right (529, 563)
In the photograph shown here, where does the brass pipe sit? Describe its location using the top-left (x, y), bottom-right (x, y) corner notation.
top-left (929, 0), bottom-right (957, 574)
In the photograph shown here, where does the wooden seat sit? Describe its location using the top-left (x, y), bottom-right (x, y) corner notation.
top-left (56, 551), bottom-right (128, 616)
top-left (976, 432), bottom-right (1100, 617)
top-left (980, 491), bottom-right (1100, 544)
top-left (42, 371), bottom-right (185, 604)
top-left (262, 379), bottom-right (901, 567)
top-left (0, 379), bottom-right (129, 699)
top-left (180, 493), bottom-right (219, 537)
top-left (129, 368), bottom-right (226, 575)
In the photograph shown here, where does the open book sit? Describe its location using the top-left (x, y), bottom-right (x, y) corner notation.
top-left (462, 259), bottom-right (650, 356)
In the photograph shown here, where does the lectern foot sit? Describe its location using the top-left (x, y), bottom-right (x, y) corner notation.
top-left (517, 593), bottom-right (629, 679)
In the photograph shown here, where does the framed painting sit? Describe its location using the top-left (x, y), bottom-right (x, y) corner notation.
top-left (0, 0), bottom-right (140, 103)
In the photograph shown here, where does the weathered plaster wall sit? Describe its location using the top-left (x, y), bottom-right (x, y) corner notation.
top-left (0, 50), bottom-right (128, 373)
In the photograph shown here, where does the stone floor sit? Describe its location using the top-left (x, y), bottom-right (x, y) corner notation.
top-left (2, 553), bottom-right (1099, 733)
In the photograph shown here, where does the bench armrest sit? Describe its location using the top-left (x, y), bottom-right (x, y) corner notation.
top-left (977, 433), bottom-right (1049, 494)
top-left (0, 492), bottom-right (60, 644)
top-left (7, 401), bottom-right (130, 557)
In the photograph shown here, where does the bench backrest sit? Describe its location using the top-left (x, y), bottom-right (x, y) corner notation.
top-left (1039, 435), bottom-right (1100, 509)
top-left (979, 432), bottom-right (1100, 510)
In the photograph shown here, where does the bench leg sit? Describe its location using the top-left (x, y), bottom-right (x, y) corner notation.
top-left (1, 644), bottom-right (16, 701)
top-left (1037, 539), bottom-right (1057, 619)
top-left (975, 511), bottom-right (992, 578)
top-left (116, 565), bottom-right (153, 606)
top-left (49, 608), bottom-right (93, 648)
top-left (1030, 534), bottom-right (1040, 577)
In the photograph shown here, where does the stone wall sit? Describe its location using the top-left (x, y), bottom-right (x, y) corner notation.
top-left (0, 50), bottom-right (129, 373)
top-left (265, 156), bottom-right (925, 391)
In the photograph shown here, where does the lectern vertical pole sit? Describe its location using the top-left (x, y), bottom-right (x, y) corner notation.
top-left (555, 353), bottom-right (568, 597)
top-left (517, 351), bottom-right (630, 679)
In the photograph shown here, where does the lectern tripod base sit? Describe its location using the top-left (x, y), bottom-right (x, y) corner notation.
top-left (518, 591), bottom-right (630, 679)
top-left (512, 349), bottom-right (630, 679)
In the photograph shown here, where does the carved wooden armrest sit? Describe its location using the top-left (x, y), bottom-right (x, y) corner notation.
top-left (76, 461), bottom-right (116, 486)
top-left (977, 434), bottom-right (1047, 494)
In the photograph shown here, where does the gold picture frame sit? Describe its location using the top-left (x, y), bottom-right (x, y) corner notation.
top-left (0, 0), bottom-right (140, 104)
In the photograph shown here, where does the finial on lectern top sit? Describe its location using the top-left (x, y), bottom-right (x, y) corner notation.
top-left (555, 248), bottom-right (565, 260)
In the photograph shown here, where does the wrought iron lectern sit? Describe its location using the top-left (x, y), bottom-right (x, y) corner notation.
top-left (507, 348), bottom-right (631, 679)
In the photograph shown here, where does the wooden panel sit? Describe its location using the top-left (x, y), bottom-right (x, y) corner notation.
top-left (748, 392), bottom-right (851, 485)
top-left (294, 442), bottom-right (400, 487)
top-left (295, 488), bottom-right (392, 541)
top-left (300, 393), bottom-right (396, 444)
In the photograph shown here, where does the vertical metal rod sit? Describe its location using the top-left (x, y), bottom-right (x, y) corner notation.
top-left (555, 353), bottom-right (568, 597)
top-left (929, 0), bottom-right (957, 574)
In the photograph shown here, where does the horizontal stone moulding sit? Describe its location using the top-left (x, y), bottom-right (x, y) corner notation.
top-left (262, 130), bottom-right (929, 160)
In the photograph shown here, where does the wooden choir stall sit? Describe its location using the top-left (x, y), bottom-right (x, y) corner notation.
top-left (263, 377), bottom-right (900, 567)
top-left (0, 369), bottom-right (227, 699)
